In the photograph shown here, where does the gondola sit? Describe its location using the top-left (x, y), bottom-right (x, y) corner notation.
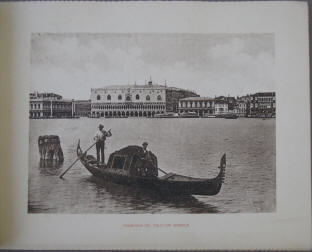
top-left (76, 140), bottom-right (226, 196)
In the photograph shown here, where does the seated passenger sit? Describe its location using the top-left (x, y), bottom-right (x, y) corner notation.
top-left (136, 142), bottom-right (158, 177)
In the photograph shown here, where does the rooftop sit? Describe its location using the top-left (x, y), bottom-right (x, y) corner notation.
top-left (29, 92), bottom-right (73, 102)
top-left (95, 84), bottom-right (166, 89)
top-left (253, 92), bottom-right (276, 97)
top-left (92, 79), bottom-right (166, 90)
top-left (30, 92), bottom-right (62, 98)
top-left (92, 82), bottom-right (198, 95)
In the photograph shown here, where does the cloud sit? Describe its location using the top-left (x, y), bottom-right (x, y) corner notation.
top-left (201, 38), bottom-right (274, 96)
top-left (31, 34), bottom-right (274, 99)
top-left (209, 37), bottom-right (245, 60)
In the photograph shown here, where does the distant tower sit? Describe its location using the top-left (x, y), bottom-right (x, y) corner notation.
top-left (148, 76), bottom-right (153, 86)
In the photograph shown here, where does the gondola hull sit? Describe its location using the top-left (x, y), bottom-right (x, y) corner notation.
top-left (77, 142), bottom-right (226, 196)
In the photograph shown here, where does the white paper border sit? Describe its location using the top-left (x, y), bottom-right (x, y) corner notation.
top-left (0, 1), bottom-right (311, 250)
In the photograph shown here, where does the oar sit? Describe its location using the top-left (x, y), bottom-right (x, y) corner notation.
top-left (157, 167), bottom-right (168, 175)
top-left (59, 141), bottom-right (97, 179)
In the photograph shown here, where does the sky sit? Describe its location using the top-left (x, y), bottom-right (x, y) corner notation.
top-left (31, 33), bottom-right (274, 100)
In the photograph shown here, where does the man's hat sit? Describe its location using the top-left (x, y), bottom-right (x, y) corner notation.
top-left (99, 124), bottom-right (104, 129)
top-left (142, 141), bottom-right (148, 146)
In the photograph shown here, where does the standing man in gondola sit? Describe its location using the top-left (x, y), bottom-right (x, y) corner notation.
top-left (94, 124), bottom-right (112, 164)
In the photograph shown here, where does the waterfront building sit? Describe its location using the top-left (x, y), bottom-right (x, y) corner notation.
top-left (236, 99), bottom-right (247, 117)
top-left (29, 92), bottom-right (72, 118)
top-left (178, 97), bottom-right (215, 117)
top-left (90, 79), bottom-right (198, 117)
top-left (215, 96), bottom-right (236, 112)
top-left (91, 80), bottom-right (166, 117)
top-left (227, 96), bottom-right (236, 112)
top-left (240, 95), bottom-right (251, 103)
top-left (214, 100), bottom-right (228, 115)
top-left (72, 100), bottom-right (91, 117)
top-left (165, 87), bottom-right (199, 113)
top-left (239, 95), bottom-right (251, 117)
top-left (249, 92), bottom-right (276, 117)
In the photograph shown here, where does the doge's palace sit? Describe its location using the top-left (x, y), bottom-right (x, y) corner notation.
top-left (91, 80), bottom-right (166, 118)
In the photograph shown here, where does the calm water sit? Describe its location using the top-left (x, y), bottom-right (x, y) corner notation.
top-left (28, 118), bottom-right (275, 214)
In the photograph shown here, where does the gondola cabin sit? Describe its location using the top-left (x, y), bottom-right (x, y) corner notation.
top-left (104, 146), bottom-right (158, 178)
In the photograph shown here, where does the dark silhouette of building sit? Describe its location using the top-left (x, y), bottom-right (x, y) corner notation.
top-left (165, 87), bottom-right (199, 113)
top-left (72, 100), bottom-right (91, 117)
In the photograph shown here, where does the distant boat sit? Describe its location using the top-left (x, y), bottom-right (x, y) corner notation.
top-left (215, 114), bottom-right (224, 118)
top-left (215, 113), bottom-right (238, 119)
top-left (179, 112), bottom-right (199, 118)
top-left (223, 113), bottom-right (238, 119)
top-left (154, 112), bottom-right (179, 118)
top-left (203, 114), bottom-right (216, 118)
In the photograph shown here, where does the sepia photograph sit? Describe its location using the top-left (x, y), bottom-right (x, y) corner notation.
top-left (0, 1), bottom-right (311, 250)
top-left (28, 33), bottom-right (276, 214)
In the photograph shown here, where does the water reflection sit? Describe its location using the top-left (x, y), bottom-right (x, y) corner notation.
top-left (85, 176), bottom-right (219, 213)
top-left (39, 159), bottom-right (64, 176)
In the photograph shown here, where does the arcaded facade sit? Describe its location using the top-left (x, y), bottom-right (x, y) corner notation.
top-left (91, 81), bottom-right (166, 118)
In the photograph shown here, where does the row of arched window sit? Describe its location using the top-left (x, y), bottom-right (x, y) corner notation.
top-left (96, 94), bottom-right (162, 101)
top-left (30, 103), bottom-right (41, 109)
top-left (52, 104), bottom-right (71, 109)
top-left (180, 101), bottom-right (214, 108)
top-left (92, 110), bottom-right (164, 118)
top-left (92, 104), bottom-right (165, 110)
top-left (30, 103), bottom-right (51, 109)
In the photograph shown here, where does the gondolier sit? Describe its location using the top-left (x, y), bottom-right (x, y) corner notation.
top-left (94, 124), bottom-right (112, 164)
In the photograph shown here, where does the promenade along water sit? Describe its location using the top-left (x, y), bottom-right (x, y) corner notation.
top-left (28, 118), bottom-right (275, 214)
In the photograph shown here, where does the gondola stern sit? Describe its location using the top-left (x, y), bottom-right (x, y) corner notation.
top-left (76, 139), bottom-right (83, 157)
top-left (196, 153), bottom-right (226, 196)
top-left (215, 153), bottom-right (226, 184)
top-left (220, 153), bottom-right (226, 167)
